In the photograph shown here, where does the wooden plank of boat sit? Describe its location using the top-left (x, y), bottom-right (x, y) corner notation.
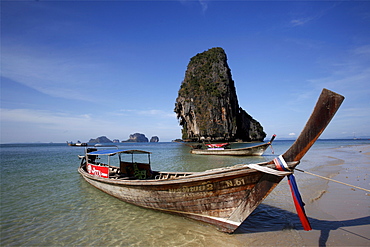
top-left (77, 88), bottom-right (344, 233)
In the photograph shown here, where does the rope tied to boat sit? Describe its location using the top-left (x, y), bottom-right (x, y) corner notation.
top-left (295, 168), bottom-right (370, 193)
top-left (274, 155), bottom-right (312, 231)
top-left (247, 156), bottom-right (312, 231)
top-left (269, 144), bottom-right (275, 154)
top-left (267, 134), bottom-right (276, 154)
top-left (246, 164), bottom-right (291, 176)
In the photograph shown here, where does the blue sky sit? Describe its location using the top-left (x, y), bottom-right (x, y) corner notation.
top-left (1, 1), bottom-right (369, 143)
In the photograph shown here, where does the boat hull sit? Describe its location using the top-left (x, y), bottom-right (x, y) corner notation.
top-left (78, 165), bottom-right (283, 233)
top-left (190, 143), bottom-right (270, 156)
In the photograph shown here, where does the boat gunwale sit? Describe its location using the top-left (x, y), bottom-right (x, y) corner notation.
top-left (211, 142), bottom-right (270, 151)
top-left (78, 160), bottom-right (298, 186)
top-left (190, 143), bottom-right (271, 155)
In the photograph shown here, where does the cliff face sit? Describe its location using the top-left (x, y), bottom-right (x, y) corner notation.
top-left (125, 133), bottom-right (149, 142)
top-left (174, 47), bottom-right (266, 142)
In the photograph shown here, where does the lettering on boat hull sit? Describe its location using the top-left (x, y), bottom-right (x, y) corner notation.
top-left (87, 163), bottom-right (109, 178)
top-left (168, 177), bottom-right (249, 194)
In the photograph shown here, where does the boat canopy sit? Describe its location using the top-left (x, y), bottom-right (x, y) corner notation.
top-left (87, 149), bottom-right (152, 156)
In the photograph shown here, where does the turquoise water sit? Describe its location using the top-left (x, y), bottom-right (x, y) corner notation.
top-left (1, 140), bottom-right (369, 246)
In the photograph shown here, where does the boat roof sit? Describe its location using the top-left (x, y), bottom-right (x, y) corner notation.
top-left (87, 149), bottom-right (152, 156)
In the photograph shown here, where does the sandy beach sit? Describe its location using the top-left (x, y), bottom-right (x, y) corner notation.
top-left (295, 144), bottom-right (370, 246)
top-left (215, 143), bottom-right (370, 247)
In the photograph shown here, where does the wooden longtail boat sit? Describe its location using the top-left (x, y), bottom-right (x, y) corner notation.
top-left (190, 135), bottom-right (276, 156)
top-left (77, 89), bottom-right (344, 233)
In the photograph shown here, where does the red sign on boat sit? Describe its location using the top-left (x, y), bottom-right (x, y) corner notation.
top-left (87, 163), bottom-right (109, 178)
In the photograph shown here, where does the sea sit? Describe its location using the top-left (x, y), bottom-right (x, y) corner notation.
top-left (1, 139), bottom-right (369, 246)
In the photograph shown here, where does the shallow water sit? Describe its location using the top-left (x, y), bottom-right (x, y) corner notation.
top-left (1, 140), bottom-right (369, 246)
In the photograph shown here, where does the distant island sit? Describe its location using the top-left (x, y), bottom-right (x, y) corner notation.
top-left (88, 136), bottom-right (113, 143)
top-left (123, 133), bottom-right (148, 142)
top-left (87, 133), bottom-right (159, 143)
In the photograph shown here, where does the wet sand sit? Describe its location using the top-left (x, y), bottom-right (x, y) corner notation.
top-left (229, 144), bottom-right (370, 246)
top-left (294, 144), bottom-right (370, 246)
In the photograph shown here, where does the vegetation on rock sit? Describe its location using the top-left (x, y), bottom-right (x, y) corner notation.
top-left (88, 136), bottom-right (113, 143)
top-left (174, 47), bottom-right (266, 142)
top-left (124, 133), bottom-right (149, 142)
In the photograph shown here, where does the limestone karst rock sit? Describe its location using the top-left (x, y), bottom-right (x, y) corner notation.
top-left (88, 136), bottom-right (113, 143)
top-left (125, 133), bottom-right (149, 142)
top-left (174, 47), bottom-right (266, 142)
top-left (150, 136), bottom-right (159, 142)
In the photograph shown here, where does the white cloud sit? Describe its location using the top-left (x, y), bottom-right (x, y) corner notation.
top-left (353, 44), bottom-right (370, 56)
top-left (289, 133), bottom-right (296, 136)
top-left (308, 44), bottom-right (370, 99)
top-left (290, 17), bottom-right (314, 27)
top-left (1, 44), bottom-right (111, 102)
top-left (138, 109), bottom-right (176, 118)
top-left (199, 0), bottom-right (208, 12)
top-left (178, 0), bottom-right (208, 13)
top-left (1, 108), bottom-right (99, 130)
top-left (112, 109), bottom-right (176, 118)
top-left (0, 108), bottom-right (181, 143)
top-left (340, 107), bottom-right (370, 118)
top-left (290, 3), bottom-right (338, 27)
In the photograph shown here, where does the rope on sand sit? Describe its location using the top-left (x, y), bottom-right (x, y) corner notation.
top-left (295, 168), bottom-right (370, 193)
